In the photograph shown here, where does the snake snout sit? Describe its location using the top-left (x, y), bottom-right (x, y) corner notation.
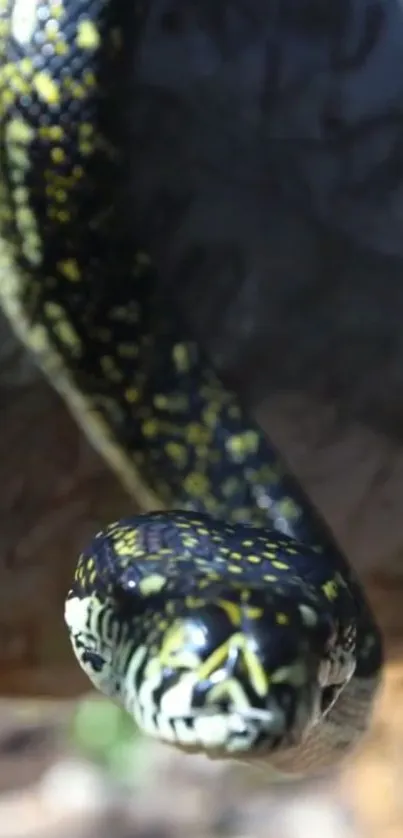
top-left (126, 586), bottom-right (325, 756)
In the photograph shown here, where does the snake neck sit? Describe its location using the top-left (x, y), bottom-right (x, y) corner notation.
top-left (241, 670), bottom-right (381, 778)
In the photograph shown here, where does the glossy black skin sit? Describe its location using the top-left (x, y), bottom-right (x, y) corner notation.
top-left (71, 511), bottom-right (379, 680)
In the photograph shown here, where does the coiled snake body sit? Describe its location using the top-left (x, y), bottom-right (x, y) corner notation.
top-left (0, 0), bottom-right (383, 776)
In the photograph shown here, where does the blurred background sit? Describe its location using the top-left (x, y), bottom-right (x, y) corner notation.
top-left (2, 307), bottom-right (403, 838)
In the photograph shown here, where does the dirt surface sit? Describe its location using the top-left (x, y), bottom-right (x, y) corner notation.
top-left (0, 667), bottom-right (403, 838)
top-left (1, 314), bottom-right (403, 837)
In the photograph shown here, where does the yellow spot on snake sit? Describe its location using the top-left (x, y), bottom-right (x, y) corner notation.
top-left (55, 209), bottom-right (69, 222)
top-left (142, 419), bottom-right (159, 437)
top-left (18, 57), bottom-right (33, 76)
top-left (125, 387), bottom-right (140, 403)
top-left (183, 472), bottom-right (210, 497)
top-left (44, 303), bottom-right (81, 355)
top-left (3, 144), bottom-right (28, 172)
top-left (165, 441), bottom-right (187, 466)
top-left (113, 539), bottom-right (131, 556)
top-left (197, 641), bottom-right (229, 681)
top-left (153, 394), bottom-right (168, 409)
top-left (49, 1), bottom-right (63, 19)
top-left (39, 125), bottom-right (63, 141)
top-left (218, 600), bottom-right (242, 626)
top-left (182, 536), bottom-right (198, 548)
top-left (118, 344), bottom-right (138, 359)
top-left (83, 70), bottom-right (96, 87)
top-left (78, 122), bottom-right (94, 139)
top-left (276, 612), bottom-right (289, 625)
top-left (173, 343), bottom-right (190, 373)
top-left (15, 205), bottom-right (36, 231)
top-left (44, 19), bottom-right (60, 40)
top-left (203, 403), bottom-right (220, 428)
top-left (322, 580), bottom-right (339, 600)
top-left (13, 186), bottom-right (28, 204)
top-left (226, 431), bottom-right (259, 458)
top-left (79, 139), bottom-right (93, 156)
top-left (1, 89), bottom-right (15, 110)
top-left (76, 19), bottom-right (101, 49)
top-left (244, 605), bottom-right (264, 620)
top-left (277, 497), bottom-right (301, 520)
top-left (159, 622), bottom-right (200, 670)
top-left (71, 82), bottom-right (87, 99)
top-left (197, 633), bottom-right (269, 698)
top-left (58, 259), bottom-right (81, 281)
top-left (185, 596), bottom-right (205, 609)
top-left (186, 423), bottom-right (210, 445)
top-left (51, 146), bottom-right (65, 163)
top-left (139, 575), bottom-right (166, 596)
top-left (101, 356), bottom-right (122, 382)
top-left (22, 233), bottom-right (41, 265)
top-left (5, 118), bottom-right (33, 144)
top-left (33, 72), bottom-right (59, 105)
top-left (54, 40), bottom-right (68, 56)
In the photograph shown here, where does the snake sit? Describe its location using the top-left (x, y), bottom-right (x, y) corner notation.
top-left (0, 0), bottom-right (383, 778)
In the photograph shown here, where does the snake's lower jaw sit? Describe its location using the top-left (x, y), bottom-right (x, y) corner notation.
top-left (138, 692), bottom-right (319, 759)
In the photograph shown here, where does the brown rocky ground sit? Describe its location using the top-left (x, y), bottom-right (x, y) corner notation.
top-left (1, 312), bottom-right (403, 838)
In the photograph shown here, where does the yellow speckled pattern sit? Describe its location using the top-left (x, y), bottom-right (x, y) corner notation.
top-left (0, 0), bottom-right (383, 775)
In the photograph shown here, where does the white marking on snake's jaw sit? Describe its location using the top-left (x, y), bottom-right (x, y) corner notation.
top-left (11, 0), bottom-right (38, 45)
top-left (64, 594), bottom-right (89, 633)
top-left (298, 605), bottom-right (318, 627)
top-left (64, 595), bottom-right (115, 697)
top-left (137, 670), bottom-right (288, 754)
top-left (64, 594), bottom-right (104, 651)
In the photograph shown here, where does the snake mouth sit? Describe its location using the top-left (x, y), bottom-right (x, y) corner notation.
top-left (147, 684), bottom-right (321, 756)
top-left (164, 705), bottom-right (293, 753)
top-left (130, 646), bottom-right (323, 757)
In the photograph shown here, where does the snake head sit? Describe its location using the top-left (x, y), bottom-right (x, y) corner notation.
top-left (64, 513), bottom-right (357, 762)
top-left (118, 583), bottom-right (341, 759)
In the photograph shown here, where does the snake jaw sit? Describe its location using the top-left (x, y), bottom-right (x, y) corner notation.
top-left (64, 594), bottom-right (117, 698)
top-left (119, 589), bottom-right (332, 757)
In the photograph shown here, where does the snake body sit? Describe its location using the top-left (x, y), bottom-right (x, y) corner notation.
top-left (0, 0), bottom-right (382, 776)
